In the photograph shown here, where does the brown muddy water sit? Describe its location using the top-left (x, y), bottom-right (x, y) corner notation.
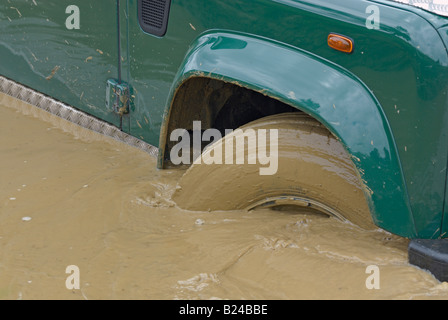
top-left (0, 93), bottom-right (447, 300)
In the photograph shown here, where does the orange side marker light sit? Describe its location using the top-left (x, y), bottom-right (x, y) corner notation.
top-left (328, 33), bottom-right (354, 54)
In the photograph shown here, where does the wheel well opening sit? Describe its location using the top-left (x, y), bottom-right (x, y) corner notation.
top-left (163, 77), bottom-right (302, 167)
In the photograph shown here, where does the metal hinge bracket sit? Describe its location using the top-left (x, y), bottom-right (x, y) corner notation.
top-left (106, 79), bottom-right (133, 116)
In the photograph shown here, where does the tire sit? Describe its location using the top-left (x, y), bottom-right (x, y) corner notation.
top-left (172, 113), bottom-right (375, 230)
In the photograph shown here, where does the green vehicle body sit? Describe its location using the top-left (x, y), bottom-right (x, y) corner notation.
top-left (1, 0), bottom-right (447, 239)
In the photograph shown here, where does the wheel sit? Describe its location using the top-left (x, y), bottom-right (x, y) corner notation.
top-left (172, 113), bottom-right (375, 230)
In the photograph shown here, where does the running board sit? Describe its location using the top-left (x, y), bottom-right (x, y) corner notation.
top-left (0, 75), bottom-right (158, 158)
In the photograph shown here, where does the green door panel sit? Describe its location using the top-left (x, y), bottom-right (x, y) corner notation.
top-left (441, 26), bottom-right (448, 239)
top-left (437, 26), bottom-right (448, 239)
top-left (158, 31), bottom-right (416, 238)
top-left (0, 0), bottom-right (121, 127)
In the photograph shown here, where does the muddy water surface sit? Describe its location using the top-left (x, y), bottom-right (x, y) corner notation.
top-left (0, 94), bottom-right (447, 300)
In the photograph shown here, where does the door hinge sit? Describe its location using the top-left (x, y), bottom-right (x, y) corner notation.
top-left (106, 79), bottom-right (133, 117)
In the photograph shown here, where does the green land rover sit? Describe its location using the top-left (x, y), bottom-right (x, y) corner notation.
top-left (1, 0), bottom-right (448, 280)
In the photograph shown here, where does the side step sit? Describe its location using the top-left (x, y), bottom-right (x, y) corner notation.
top-left (408, 239), bottom-right (448, 282)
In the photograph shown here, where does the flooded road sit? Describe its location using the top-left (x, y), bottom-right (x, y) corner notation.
top-left (0, 93), bottom-right (447, 300)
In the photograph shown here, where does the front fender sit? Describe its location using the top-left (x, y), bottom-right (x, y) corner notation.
top-left (159, 31), bottom-right (416, 238)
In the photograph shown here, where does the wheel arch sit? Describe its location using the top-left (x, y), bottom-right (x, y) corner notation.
top-left (159, 31), bottom-right (417, 237)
